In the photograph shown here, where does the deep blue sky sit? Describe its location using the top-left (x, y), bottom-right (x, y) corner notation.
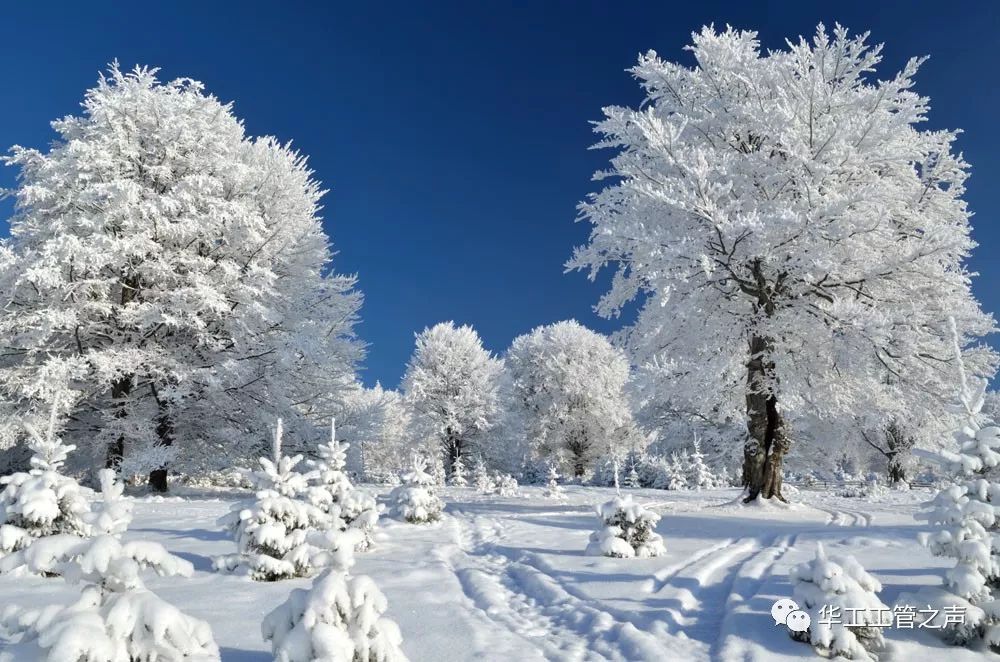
top-left (1, 1), bottom-right (997, 388)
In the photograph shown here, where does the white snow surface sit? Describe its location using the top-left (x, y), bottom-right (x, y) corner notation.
top-left (0, 485), bottom-right (987, 661)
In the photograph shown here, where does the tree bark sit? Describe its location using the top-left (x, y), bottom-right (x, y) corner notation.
top-left (444, 427), bottom-right (462, 478)
top-left (742, 334), bottom-right (788, 502)
top-left (148, 405), bottom-right (173, 492)
top-left (105, 376), bottom-right (132, 470)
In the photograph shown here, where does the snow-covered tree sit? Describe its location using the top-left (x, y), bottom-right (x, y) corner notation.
top-left (261, 530), bottom-right (406, 662)
top-left (333, 382), bottom-right (411, 482)
top-left (401, 322), bottom-right (503, 478)
top-left (506, 321), bottom-right (636, 477)
top-left (0, 399), bottom-right (90, 556)
top-left (215, 421), bottom-right (333, 581)
top-left (543, 464), bottom-right (565, 499)
top-left (0, 469), bottom-right (220, 661)
top-left (586, 494), bottom-right (665, 558)
top-left (790, 544), bottom-right (888, 661)
top-left (472, 456), bottom-right (494, 494)
top-left (306, 420), bottom-right (380, 553)
top-left (665, 454), bottom-right (688, 491)
top-left (449, 454), bottom-right (468, 487)
top-left (913, 318), bottom-right (1000, 646)
top-left (0, 64), bottom-right (363, 488)
top-left (493, 474), bottom-right (518, 497)
top-left (687, 438), bottom-right (715, 490)
top-left (389, 456), bottom-right (443, 524)
top-left (567, 24), bottom-right (998, 502)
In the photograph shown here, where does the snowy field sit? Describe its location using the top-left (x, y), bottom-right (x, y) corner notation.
top-left (0, 485), bottom-right (982, 662)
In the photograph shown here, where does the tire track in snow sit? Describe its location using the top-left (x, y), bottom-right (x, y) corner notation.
top-left (449, 510), bottom-right (686, 661)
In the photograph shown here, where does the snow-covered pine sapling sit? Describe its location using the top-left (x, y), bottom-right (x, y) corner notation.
top-left (389, 456), bottom-right (443, 524)
top-left (306, 418), bottom-right (380, 553)
top-left (0, 398), bottom-right (91, 557)
top-left (493, 473), bottom-right (518, 497)
top-left (449, 454), bottom-right (468, 487)
top-left (666, 454), bottom-right (688, 491)
top-left (789, 543), bottom-right (888, 661)
top-left (543, 464), bottom-right (565, 500)
top-left (472, 456), bottom-right (494, 494)
top-left (625, 463), bottom-right (641, 489)
top-left (585, 494), bottom-right (665, 559)
top-left (912, 317), bottom-right (1000, 647)
top-left (215, 419), bottom-right (332, 581)
top-left (0, 468), bottom-right (220, 661)
top-left (687, 437), bottom-right (714, 490)
top-left (262, 564), bottom-right (407, 662)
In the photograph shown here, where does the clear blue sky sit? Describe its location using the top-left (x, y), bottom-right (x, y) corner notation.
top-left (1, 1), bottom-right (997, 388)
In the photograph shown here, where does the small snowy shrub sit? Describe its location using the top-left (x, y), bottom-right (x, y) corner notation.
top-left (789, 544), bottom-right (888, 661)
top-left (911, 321), bottom-right (1000, 647)
top-left (543, 464), bottom-right (565, 500)
top-left (389, 456), bottom-right (443, 524)
top-left (262, 568), bottom-right (407, 662)
top-left (585, 494), bottom-right (665, 558)
top-left (307, 424), bottom-right (380, 552)
top-left (472, 456), bottom-right (494, 494)
top-left (0, 401), bottom-right (91, 556)
top-left (687, 438), bottom-right (714, 490)
top-left (449, 454), bottom-right (468, 487)
top-left (216, 420), bottom-right (333, 581)
top-left (493, 473), bottom-right (518, 497)
top-left (665, 454), bottom-right (688, 491)
top-left (0, 469), bottom-right (220, 661)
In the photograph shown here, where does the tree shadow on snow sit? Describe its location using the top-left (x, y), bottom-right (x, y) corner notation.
top-left (130, 526), bottom-right (230, 542)
top-left (219, 647), bottom-right (271, 661)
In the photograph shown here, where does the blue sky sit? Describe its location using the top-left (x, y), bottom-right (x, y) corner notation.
top-left (1, 1), bottom-right (997, 387)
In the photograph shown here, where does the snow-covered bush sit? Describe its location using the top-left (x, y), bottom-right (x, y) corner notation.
top-left (789, 544), bottom-right (888, 661)
top-left (665, 454), bottom-right (688, 491)
top-left (585, 495), bottom-right (665, 559)
top-left (389, 456), bottom-right (443, 524)
top-left (262, 568), bottom-right (406, 662)
top-left (181, 468), bottom-right (253, 489)
top-left (307, 423), bottom-right (380, 552)
top-left (472, 456), bottom-right (494, 494)
top-left (215, 421), bottom-right (333, 581)
top-left (493, 473), bottom-right (518, 497)
top-left (0, 469), bottom-right (220, 661)
top-left (0, 401), bottom-right (91, 557)
top-left (687, 438), bottom-right (714, 489)
top-left (449, 454), bottom-right (468, 487)
top-left (908, 318), bottom-right (1000, 647)
top-left (543, 464), bottom-right (565, 500)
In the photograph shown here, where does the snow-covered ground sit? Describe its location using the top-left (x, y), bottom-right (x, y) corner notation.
top-left (0, 485), bottom-right (985, 661)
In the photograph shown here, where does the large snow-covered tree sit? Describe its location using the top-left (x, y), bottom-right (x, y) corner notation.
top-left (400, 322), bottom-right (502, 476)
top-left (505, 321), bottom-right (636, 476)
top-left (0, 64), bottom-right (363, 488)
top-left (568, 25), bottom-right (997, 502)
top-left (332, 382), bottom-right (411, 482)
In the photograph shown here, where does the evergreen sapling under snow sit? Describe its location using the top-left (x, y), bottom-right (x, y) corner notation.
top-left (0, 469), bottom-right (220, 661)
top-left (789, 543), bottom-right (888, 661)
top-left (585, 494), bottom-right (665, 559)
top-left (215, 420), bottom-right (333, 581)
top-left (389, 456), bottom-right (443, 524)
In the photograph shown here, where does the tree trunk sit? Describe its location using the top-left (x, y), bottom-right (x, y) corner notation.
top-left (148, 405), bottom-right (173, 493)
top-left (105, 376), bottom-right (132, 470)
top-left (886, 454), bottom-right (905, 484)
top-left (742, 334), bottom-right (788, 503)
top-left (444, 428), bottom-right (461, 478)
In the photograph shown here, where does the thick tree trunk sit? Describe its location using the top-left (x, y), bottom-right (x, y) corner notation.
top-left (105, 376), bottom-right (132, 470)
top-left (886, 454), bottom-right (905, 484)
top-left (742, 334), bottom-right (788, 503)
top-left (148, 405), bottom-right (173, 493)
